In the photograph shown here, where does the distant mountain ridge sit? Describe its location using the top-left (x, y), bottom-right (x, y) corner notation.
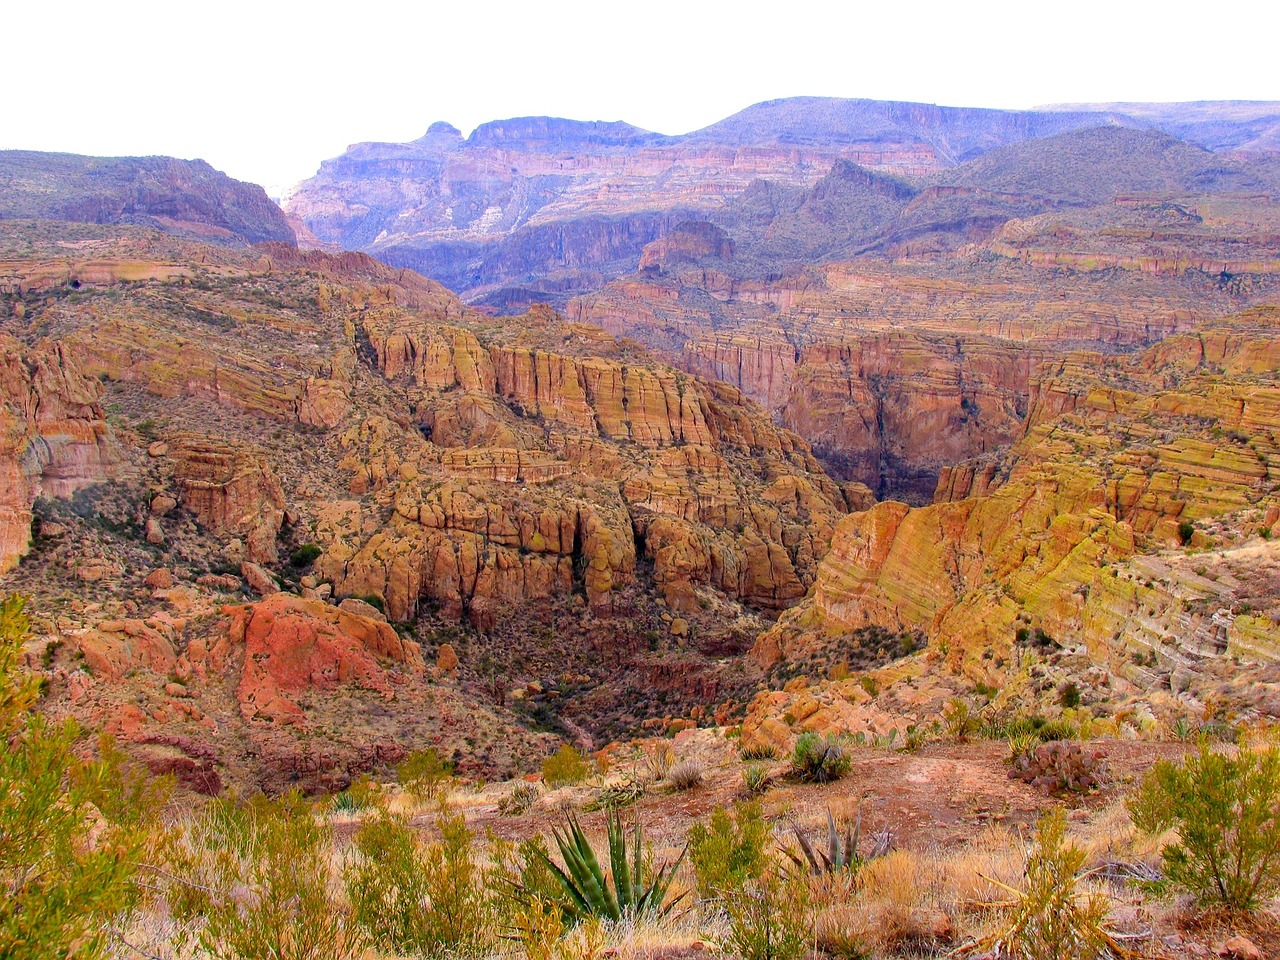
top-left (0, 151), bottom-right (295, 247)
top-left (285, 96), bottom-right (1280, 309)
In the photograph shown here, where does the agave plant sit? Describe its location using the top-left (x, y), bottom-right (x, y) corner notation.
top-left (527, 810), bottom-right (686, 922)
top-left (782, 807), bottom-right (891, 876)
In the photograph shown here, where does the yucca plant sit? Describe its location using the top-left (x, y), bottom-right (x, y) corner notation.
top-left (524, 810), bottom-right (686, 922)
top-left (782, 807), bottom-right (890, 877)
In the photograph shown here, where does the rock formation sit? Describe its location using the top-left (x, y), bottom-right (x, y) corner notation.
top-left (0, 151), bottom-right (295, 247)
top-left (759, 308), bottom-right (1280, 707)
top-left (0, 335), bottom-right (121, 573)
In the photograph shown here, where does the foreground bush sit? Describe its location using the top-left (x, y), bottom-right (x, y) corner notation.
top-left (163, 793), bottom-right (357, 960)
top-left (0, 595), bottom-right (148, 960)
top-left (345, 800), bottom-right (495, 957)
top-left (519, 810), bottom-right (685, 922)
top-left (688, 803), bottom-right (771, 902)
top-left (985, 808), bottom-right (1120, 960)
top-left (1129, 740), bottom-right (1280, 911)
top-left (724, 870), bottom-right (813, 960)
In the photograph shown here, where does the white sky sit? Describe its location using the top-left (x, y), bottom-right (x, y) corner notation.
top-left (5, 0), bottom-right (1278, 197)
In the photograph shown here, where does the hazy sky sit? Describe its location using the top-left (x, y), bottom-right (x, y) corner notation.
top-left (6, 0), bottom-right (1278, 196)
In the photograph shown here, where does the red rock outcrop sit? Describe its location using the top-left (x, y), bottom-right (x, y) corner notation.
top-left (220, 593), bottom-right (425, 725)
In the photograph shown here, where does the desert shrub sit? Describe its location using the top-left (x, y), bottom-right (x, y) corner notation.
top-left (542, 744), bottom-right (591, 787)
top-left (1129, 741), bottom-right (1280, 911)
top-left (509, 897), bottom-right (604, 960)
top-left (584, 777), bottom-right (645, 812)
top-left (724, 869), bottom-right (813, 960)
top-left (781, 807), bottom-right (890, 878)
top-left (739, 741), bottom-right (780, 761)
top-left (345, 800), bottom-right (495, 957)
top-left (1058, 682), bottom-right (1082, 709)
top-left (688, 803), bottom-right (771, 902)
top-left (791, 732), bottom-right (851, 783)
top-left (1008, 741), bottom-right (1106, 794)
top-left (517, 810), bottom-right (686, 922)
top-left (164, 792), bottom-right (357, 960)
top-left (1178, 520), bottom-right (1195, 545)
top-left (983, 808), bottom-right (1121, 960)
top-left (288, 543), bottom-right (322, 569)
top-left (943, 698), bottom-right (982, 742)
top-left (498, 781), bottom-right (542, 817)
top-left (667, 759), bottom-right (703, 791)
top-left (398, 747), bottom-right (454, 800)
top-left (642, 741), bottom-right (675, 780)
top-left (741, 762), bottom-right (772, 798)
top-left (0, 595), bottom-right (148, 960)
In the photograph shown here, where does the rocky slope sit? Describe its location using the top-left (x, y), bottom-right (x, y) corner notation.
top-left (753, 307), bottom-right (1280, 743)
top-left (0, 220), bottom-right (851, 790)
top-left (0, 151), bottom-right (295, 246)
top-left (567, 124), bottom-right (1280, 499)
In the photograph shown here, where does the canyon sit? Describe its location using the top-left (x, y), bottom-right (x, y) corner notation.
top-left (4, 96), bottom-right (1280, 793)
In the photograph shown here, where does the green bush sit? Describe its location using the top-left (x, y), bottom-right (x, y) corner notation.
top-left (541, 744), bottom-right (591, 788)
top-left (0, 595), bottom-right (147, 960)
top-left (943, 698), bottom-right (982, 741)
top-left (398, 747), bottom-right (454, 800)
top-left (1129, 741), bottom-right (1280, 911)
top-left (289, 543), bottom-right (322, 569)
top-left (724, 870), bottom-right (813, 960)
top-left (345, 801), bottom-right (495, 957)
top-left (791, 732), bottom-right (851, 783)
top-left (688, 803), bottom-right (771, 902)
top-left (1178, 520), bottom-right (1196, 545)
top-left (163, 791), bottom-right (356, 960)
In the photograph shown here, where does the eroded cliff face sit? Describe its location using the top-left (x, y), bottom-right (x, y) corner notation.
top-left (317, 303), bottom-right (849, 623)
top-left (758, 308), bottom-right (1280, 711)
top-left (0, 335), bottom-right (121, 573)
top-left (1, 222), bottom-right (857, 789)
top-left (569, 194), bottom-right (1278, 501)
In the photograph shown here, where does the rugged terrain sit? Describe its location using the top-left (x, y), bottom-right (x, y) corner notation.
top-left (285, 99), bottom-right (1280, 307)
top-left (0, 151), bottom-right (296, 246)
top-left (0, 219), bottom-right (859, 791)
top-left (4, 101), bottom-right (1280, 803)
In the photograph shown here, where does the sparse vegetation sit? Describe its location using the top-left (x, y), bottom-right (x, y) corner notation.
top-left (398, 747), bottom-right (454, 800)
top-left (163, 792), bottom-right (358, 960)
top-left (981, 808), bottom-right (1121, 960)
top-left (791, 732), bottom-right (851, 783)
top-left (517, 810), bottom-right (686, 922)
top-left (542, 744), bottom-right (591, 788)
top-left (1129, 740), bottom-right (1280, 911)
top-left (345, 801), bottom-right (495, 957)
